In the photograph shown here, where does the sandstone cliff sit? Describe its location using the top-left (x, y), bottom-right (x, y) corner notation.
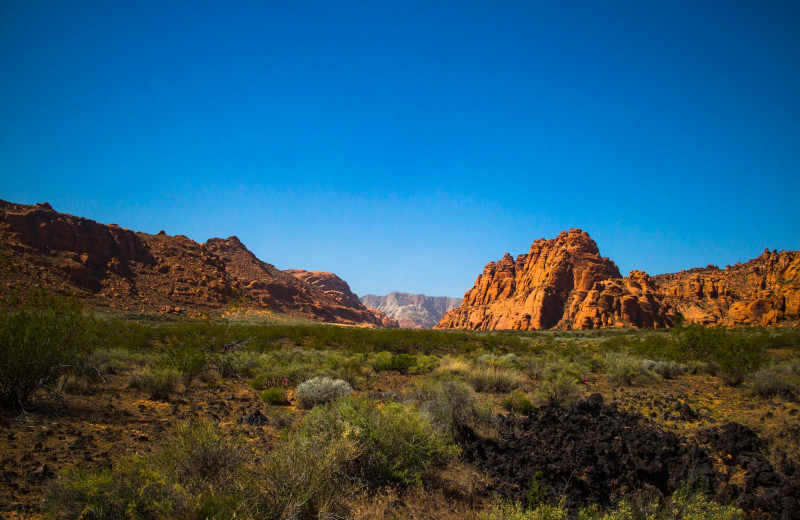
top-left (436, 229), bottom-right (800, 330)
top-left (0, 200), bottom-right (395, 327)
top-left (436, 229), bottom-right (676, 330)
top-left (361, 292), bottom-right (461, 329)
top-left (652, 249), bottom-right (800, 326)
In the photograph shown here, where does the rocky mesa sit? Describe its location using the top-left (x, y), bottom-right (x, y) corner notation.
top-left (436, 229), bottom-right (800, 330)
top-left (0, 200), bottom-right (396, 327)
top-left (360, 292), bottom-right (462, 329)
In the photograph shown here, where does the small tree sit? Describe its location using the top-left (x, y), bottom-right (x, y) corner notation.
top-left (0, 289), bottom-right (94, 409)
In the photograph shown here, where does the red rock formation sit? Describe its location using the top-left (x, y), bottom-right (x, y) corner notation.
top-left (286, 269), bottom-right (364, 308)
top-left (437, 230), bottom-right (800, 330)
top-left (652, 249), bottom-right (800, 326)
top-left (0, 200), bottom-right (396, 326)
top-left (436, 229), bottom-right (675, 330)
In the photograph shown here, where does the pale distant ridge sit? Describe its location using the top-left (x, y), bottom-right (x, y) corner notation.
top-left (361, 292), bottom-right (462, 329)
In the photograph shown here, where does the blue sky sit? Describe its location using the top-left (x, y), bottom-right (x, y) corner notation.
top-left (2, 1), bottom-right (799, 298)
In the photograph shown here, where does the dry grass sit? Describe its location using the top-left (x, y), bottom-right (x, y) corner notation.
top-left (348, 462), bottom-right (490, 520)
top-left (436, 356), bottom-right (527, 393)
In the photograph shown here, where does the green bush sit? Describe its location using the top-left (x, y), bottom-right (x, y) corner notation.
top-left (164, 343), bottom-right (206, 389)
top-left (480, 499), bottom-right (567, 520)
top-left (481, 488), bottom-right (744, 520)
top-left (643, 360), bottom-right (687, 379)
top-left (606, 353), bottom-right (658, 386)
top-left (299, 396), bottom-right (458, 486)
top-left (45, 420), bottom-right (253, 520)
top-left (258, 432), bottom-right (357, 519)
top-left (748, 363), bottom-right (800, 398)
top-left (158, 419), bottom-right (246, 492)
top-left (0, 290), bottom-right (94, 409)
top-left (260, 387), bottom-right (289, 406)
top-left (295, 376), bottom-right (353, 409)
top-left (45, 457), bottom-right (187, 520)
top-left (669, 325), bottom-right (766, 386)
top-left (536, 372), bottom-right (579, 407)
top-left (503, 389), bottom-right (535, 415)
top-left (415, 376), bottom-right (493, 434)
top-left (129, 368), bottom-right (179, 401)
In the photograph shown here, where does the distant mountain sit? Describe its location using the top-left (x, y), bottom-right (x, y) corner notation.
top-left (0, 199), bottom-right (397, 327)
top-left (361, 292), bottom-right (462, 329)
top-left (436, 228), bottom-right (800, 330)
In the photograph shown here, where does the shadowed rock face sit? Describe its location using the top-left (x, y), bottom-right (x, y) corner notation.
top-left (360, 292), bottom-right (462, 329)
top-left (0, 200), bottom-right (396, 327)
top-left (436, 229), bottom-right (675, 330)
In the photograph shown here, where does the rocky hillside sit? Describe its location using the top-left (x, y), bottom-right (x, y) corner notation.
top-left (436, 229), bottom-right (800, 330)
top-left (360, 292), bottom-right (462, 328)
top-left (0, 200), bottom-right (396, 327)
top-left (652, 249), bottom-right (800, 326)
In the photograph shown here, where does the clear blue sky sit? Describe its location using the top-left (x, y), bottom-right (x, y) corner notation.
top-left (2, 1), bottom-right (799, 298)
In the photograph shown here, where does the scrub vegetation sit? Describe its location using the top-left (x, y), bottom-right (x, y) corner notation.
top-left (1, 292), bottom-right (799, 518)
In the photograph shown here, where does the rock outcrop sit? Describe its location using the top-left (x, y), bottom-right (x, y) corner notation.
top-left (437, 229), bottom-right (676, 330)
top-left (437, 229), bottom-right (800, 330)
top-left (360, 292), bottom-right (462, 329)
top-left (284, 269), bottom-right (398, 328)
top-left (0, 200), bottom-right (395, 326)
top-left (652, 249), bottom-right (800, 326)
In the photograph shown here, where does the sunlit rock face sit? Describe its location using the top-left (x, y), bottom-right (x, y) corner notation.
top-left (437, 228), bottom-right (800, 330)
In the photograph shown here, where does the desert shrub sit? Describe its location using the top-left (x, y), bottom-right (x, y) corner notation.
top-left (299, 396), bottom-right (459, 486)
top-left (158, 419), bottom-right (246, 492)
top-left (503, 389), bottom-right (535, 415)
top-left (685, 360), bottom-right (717, 375)
top-left (577, 487), bottom-right (745, 519)
top-left (436, 356), bottom-right (473, 378)
top-left (541, 359), bottom-right (585, 383)
top-left (129, 368), bottom-right (179, 401)
top-left (414, 376), bottom-right (493, 434)
top-left (605, 353), bottom-right (658, 386)
top-left (748, 363), bottom-right (800, 398)
top-left (44, 457), bottom-right (187, 520)
top-left (257, 348), bottom-right (327, 384)
top-left (198, 326), bottom-right (256, 379)
top-left (260, 387), bottom-right (289, 405)
top-left (409, 353), bottom-right (439, 373)
top-left (466, 365), bottom-right (526, 392)
top-left (480, 499), bottom-right (567, 520)
top-left (587, 354), bottom-right (605, 373)
top-left (536, 372), bottom-right (579, 407)
top-left (295, 376), bottom-right (353, 409)
top-left (268, 407), bottom-right (296, 430)
top-left (258, 432), bottom-right (358, 519)
top-left (478, 352), bottom-right (522, 369)
top-left (46, 420), bottom-right (253, 520)
top-left (164, 343), bottom-right (206, 389)
top-left (0, 290), bottom-right (94, 409)
top-left (481, 488), bottom-right (744, 520)
top-left (322, 353), bottom-right (365, 384)
top-left (669, 325), bottom-right (766, 386)
top-left (209, 350), bottom-right (259, 379)
top-left (370, 351), bottom-right (409, 372)
top-left (642, 360), bottom-right (687, 379)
